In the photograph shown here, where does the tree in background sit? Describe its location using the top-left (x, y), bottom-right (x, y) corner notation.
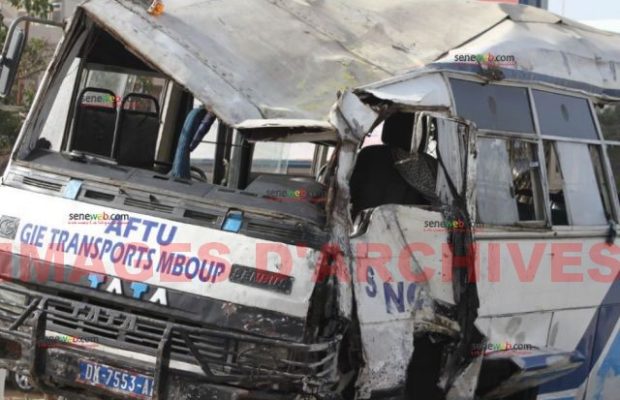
top-left (0, 18), bottom-right (22, 155)
top-left (7, 0), bottom-right (52, 18)
top-left (0, 1), bottom-right (55, 153)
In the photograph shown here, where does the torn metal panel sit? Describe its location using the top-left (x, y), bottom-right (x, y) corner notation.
top-left (76, 0), bottom-right (508, 128)
top-left (445, 355), bottom-right (484, 400)
top-left (264, 0), bottom-right (509, 74)
top-left (478, 349), bottom-right (584, 399)
top-left (350, 205), bottom-right (460, 395)
top-left (325, 91), bottom-right (379, 326)
top-left (37, 0), bottom-right (620, 137)
top-left (235, 119), bottom-right (336, 143)
top-left (332, 91), bottom-right (379, 143)
top-left (356, 72), bottom-right (452, 109)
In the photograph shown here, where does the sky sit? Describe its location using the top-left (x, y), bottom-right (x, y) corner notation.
top-left (548, 0), bottom-right (620, 32)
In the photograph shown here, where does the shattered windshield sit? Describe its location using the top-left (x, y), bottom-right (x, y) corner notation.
top-left (13, 27), bottom-right (333, 227)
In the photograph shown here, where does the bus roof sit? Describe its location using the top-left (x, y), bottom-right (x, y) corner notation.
top-left (75, 0), bottom-right (620, 130)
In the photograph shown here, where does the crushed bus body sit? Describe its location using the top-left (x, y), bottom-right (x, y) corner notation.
top-left (0, 0), bottom-right (620, 399)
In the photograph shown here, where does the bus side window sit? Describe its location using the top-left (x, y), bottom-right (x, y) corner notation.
top-left (596, 103), bottom-right (620, 202)
top-left (535, 91), bottom-right (612, 226)
top-left (476, 138), bottom-right (544, 225)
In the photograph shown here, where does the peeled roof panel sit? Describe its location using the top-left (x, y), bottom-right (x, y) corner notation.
top-left (360, 73), bottom-right (452, 108)
top-left (79, 0), bottom-right (508, 126)
top-left (78, 0), bottom-right (620, 128)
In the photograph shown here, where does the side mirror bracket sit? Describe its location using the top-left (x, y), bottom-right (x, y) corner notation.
top-left (0, 16), bottom-right (64, 98)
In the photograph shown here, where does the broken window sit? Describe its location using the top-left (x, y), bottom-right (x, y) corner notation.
top-left (349, 112), bottom-right (438, 218)
top-left (597, 103), bottom-right (620, 141)
top-left (607, 146), bottom-right (620, 198)
top-left (532, 92), bottom-right (614, 226)
top-left (590, 145), bottom-right (614, 216)
top-left (453, 81), bottom-right (618, 227)
top-left (38, 59), bottom-right (81, 152)
top-left (543, 142), bottom-right (568, 225)
top-left (547, 141), bottom-right (608, 225)
top-left (596, 103), bottom-right (620, 198)
top-left (14, 23), bottom-right (332, 226)
top-left (435, 117), bottom-right (466, 204)
top-left (450, 79), bottom-right (547, 226)
top-left (476, 138), bottom-right (543, 225)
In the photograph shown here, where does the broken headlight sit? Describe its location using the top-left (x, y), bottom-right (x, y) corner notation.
top-left (0, 286), bottom-right (28, 316)
top-left (236, 342), bottom-right (290, 372)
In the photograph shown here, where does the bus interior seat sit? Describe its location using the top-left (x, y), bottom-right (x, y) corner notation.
top-left (71, 87), bottom-right (118, 157)
top-left (350, 113), bottom-right (429, 218)
top-left (115, 93), bottom-right (160, 169)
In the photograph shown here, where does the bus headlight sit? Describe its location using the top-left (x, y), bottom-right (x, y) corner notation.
top-left (0, 287), bottom-right (28, 316)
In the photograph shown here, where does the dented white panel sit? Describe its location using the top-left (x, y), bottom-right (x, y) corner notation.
top-left (359, 73), bottom-right (452, 108)
top-left (476, 313), bottom-right (552, 352)
top-left (476, 235), bottom-right (613, 316)
top-left (0, 186), bottom-right (318, 318)
top-left (350, 205), bottom-right (455, 394)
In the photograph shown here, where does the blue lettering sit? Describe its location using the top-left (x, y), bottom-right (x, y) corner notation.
top-left (141, 220), bottom-right (158, 242)
top-left (185, 257), bottom-right (201, 280)
top-left (122, 218), bottom-right (141, 238)
top-left (157, 251), bottom-right (174, 274)
top-left (171, 254), bottom-right (186, 276)
top-left (49, 228), bottom-right (61, 246)
top-left (20, 224), bottom-right (47, 247)
top-left (384, 282), bottom-right (405, 314)
top-left (156, 223), bottom-right (177, 246)
top-left (211, 262), bottom-right (225, 282)
top-left (130, 282), bottom-right (149, 299)
top-left (104, 220), bottom-right (123, 236)
top-left (110, 242), bottom-right (125, 263)
top-left (34, 226), bottom-right (46, 247)
top-left (78, 236), bottom-right (95, 258)
top-left (144, 249), bottom-right (156, 270)
top-left (407, 283), bottom-right (416, 306)
top-left (199, 261), bottom-right (215, 282)
top-left (66, 233), bottom-right (79, 254)
top-left (90, 237), bottom-right (103, 258)
top-left (88, 273), bottom-right (105, 289)
top-left (365, 267), bottom-right (377, 298)
top-left (98, 239), bottom-right (114, 260)
top-left (20, 223), bottom-right (33, 243)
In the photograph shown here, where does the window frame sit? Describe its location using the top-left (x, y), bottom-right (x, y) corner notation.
top-left (449, 74), bottom-right (619, 228)
top-left (592, 101), bottom-right (620, 217)
top-left (63, 62), bottom-right (169, 157)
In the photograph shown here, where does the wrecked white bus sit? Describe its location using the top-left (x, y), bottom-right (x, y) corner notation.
top-left (1, 0), bottom-right (620, 399)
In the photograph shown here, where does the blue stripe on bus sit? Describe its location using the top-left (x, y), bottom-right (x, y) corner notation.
top-left (540, 277), bottom-right (620, 395)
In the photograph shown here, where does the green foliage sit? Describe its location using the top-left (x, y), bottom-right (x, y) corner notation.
top-left (0, 6), bottom-right (54, 152)
top-left (0, 21), bottom-right (5, 44)
top-left (0, 110), bottom-right (23, 150)
top-left (8, 0), bottom-right (52, 18)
